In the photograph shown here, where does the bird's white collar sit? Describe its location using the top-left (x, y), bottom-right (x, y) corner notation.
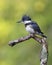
top-left (24, 21), bottom-right (32, 24)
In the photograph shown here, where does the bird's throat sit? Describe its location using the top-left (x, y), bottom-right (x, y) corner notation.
top-left (24, 21), bottom-right (32, 24)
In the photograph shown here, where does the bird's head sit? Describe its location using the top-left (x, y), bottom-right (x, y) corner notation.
top-left (17, 15), bottom-right (31, 24)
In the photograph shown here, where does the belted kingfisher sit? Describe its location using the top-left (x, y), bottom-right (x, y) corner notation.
top-left (18, 15), bottom-right (47, 38)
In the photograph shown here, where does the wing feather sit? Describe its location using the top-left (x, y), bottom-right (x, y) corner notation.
top-left (31, 22), bottom-right (43, 34)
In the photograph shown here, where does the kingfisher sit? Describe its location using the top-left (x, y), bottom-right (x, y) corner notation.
top-left (17, 15), bottom-right (47, 38)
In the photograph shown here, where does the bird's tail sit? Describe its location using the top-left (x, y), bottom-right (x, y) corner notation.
top-left (41, 34), bottom-right (47, 38)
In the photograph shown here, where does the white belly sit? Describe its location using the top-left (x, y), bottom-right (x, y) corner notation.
top-left (26, 25), bottom-right (35, 34)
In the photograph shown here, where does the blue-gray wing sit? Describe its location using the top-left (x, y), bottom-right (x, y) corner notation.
top-left (31, 22), bottom-right (43, 34)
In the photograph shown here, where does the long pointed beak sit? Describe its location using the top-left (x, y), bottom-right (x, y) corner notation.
top-left (16, 21), bottom-right (21, 23)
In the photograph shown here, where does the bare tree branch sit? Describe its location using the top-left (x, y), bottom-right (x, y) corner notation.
top-left (8, 34), bottom-right (48, 65)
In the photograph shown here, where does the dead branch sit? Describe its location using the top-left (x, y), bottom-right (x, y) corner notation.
top-left (8, 34), bottom-right (48, 65)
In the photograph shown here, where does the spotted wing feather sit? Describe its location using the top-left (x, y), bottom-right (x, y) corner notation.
top-left (31, 22), bottom-right (43, 34)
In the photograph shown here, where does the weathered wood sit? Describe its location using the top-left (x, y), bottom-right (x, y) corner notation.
top-left (8, 34), bottom-right (48, 65)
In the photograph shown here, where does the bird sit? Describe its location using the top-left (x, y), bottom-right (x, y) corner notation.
top-left (17, 15), bottom-right (47, 38)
